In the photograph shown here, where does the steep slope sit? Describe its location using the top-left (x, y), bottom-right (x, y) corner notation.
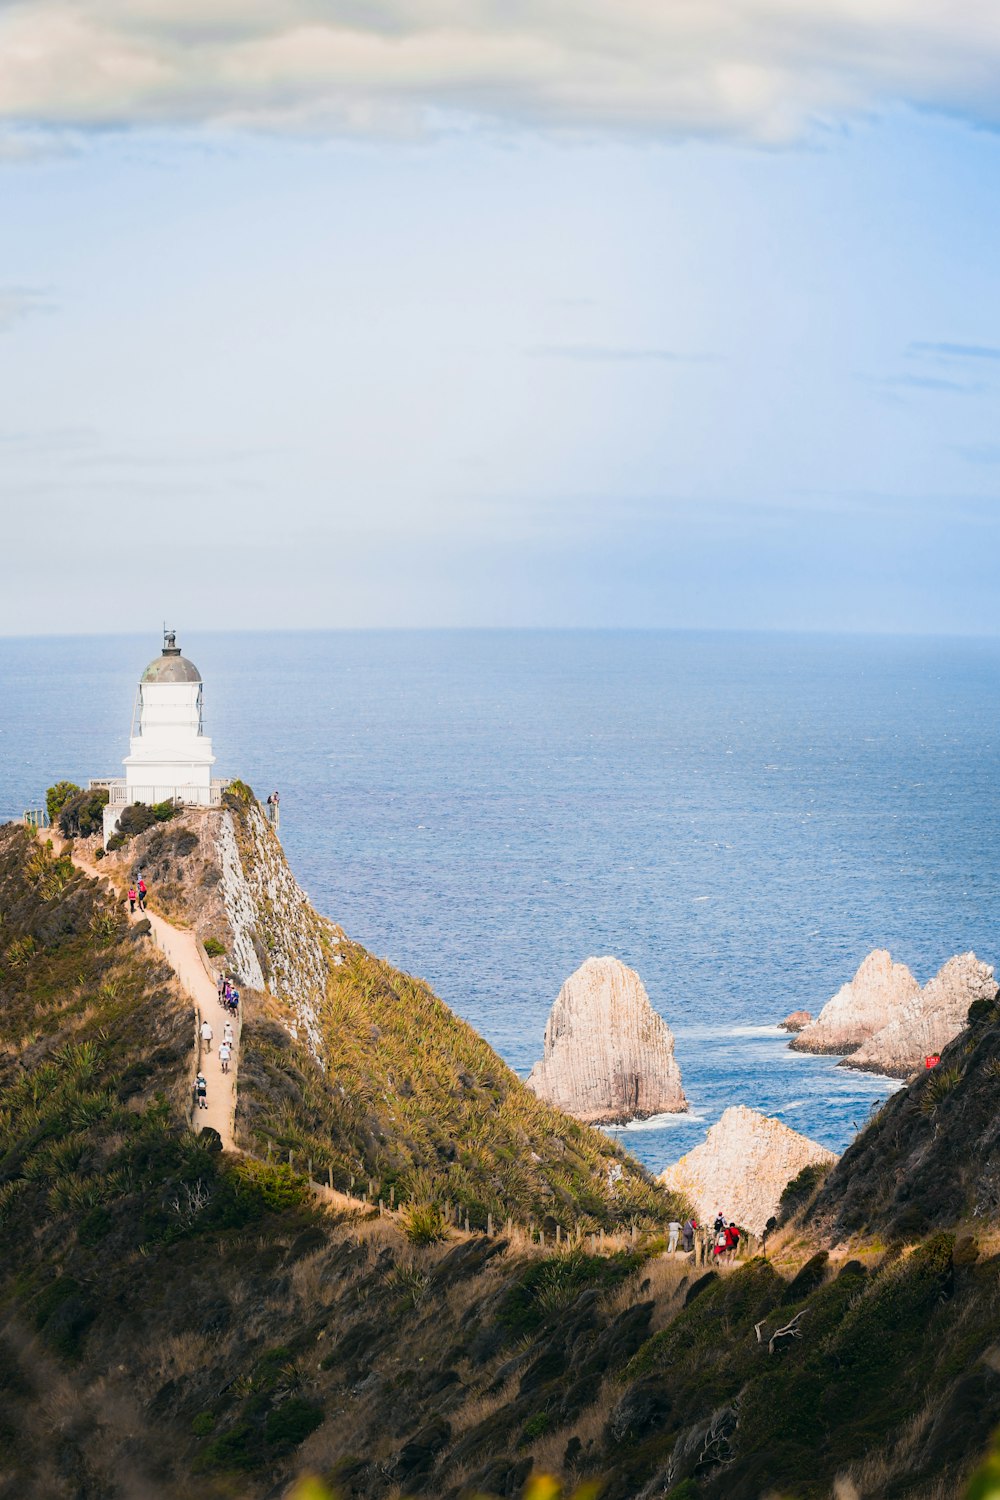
top-left (526, 956), bottom-right (687, 1124)
top-left (95, 788), bottom-right (672, 1230)
top-left (807, 989), bottom-right (1000, 1241)
top-left (4, 821), bottom-right (1000, 1500)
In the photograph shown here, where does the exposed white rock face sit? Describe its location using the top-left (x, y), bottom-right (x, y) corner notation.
top-left (779, 1010), bottom-right (812, 1032)
top-left (526, 956), bottom-right (686, 1125)
top-left (659, 1106), bottom-right (837, 1235)
top-left (845, 952), bottom-right (996, 1078)
top-left (214, 803), bottom-right (332, 1061)
top-left (790, 950), bottom-right (919, 1055)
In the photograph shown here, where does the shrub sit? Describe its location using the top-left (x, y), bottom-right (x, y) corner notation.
top-left (920, 1066), bottom-right (962, 1116)
top-left (117, 802), bottom-right (156, 838)
top-left (779, 1162), bottom-right (831, 1223)
top-left (57, 787), bottom-right (109, 838)
top-left (404, 1201), bottom-right (447, 1245)
top-left (192, 1411), bottom-right (216, 1436)
top-left (46, 781), bottom-right (81, 824)
top-left (263, 1397), bottom-right (324, 1451)
top-left (967, 994), bottom-right (999, 1026)
top-left (203, 938), bottom-right (226, 959)
top-left (152, 799), bottom-right (178, 822)
top-left (230, 1159), bottom-right (309, 1216)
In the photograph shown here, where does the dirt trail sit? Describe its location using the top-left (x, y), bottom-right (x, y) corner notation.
top-left (40, 830), bottom-right (237, 1150)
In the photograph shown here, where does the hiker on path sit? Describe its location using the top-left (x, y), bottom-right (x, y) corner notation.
top-left (682, 1218), bottom-right (696, 1253)
top-left (201, 1019), bottom-right (213, 1052)
top-left (667, 1219), bottom-right (681, 1254)
top-left (127, 885), bottom-right (137, 914)
top-left (194, 1073), bottom-right (208, 1110)
top-left (219, 1041), bottom-right (231, 1074)
top-left (137, 877), bottom-right (147, 911)
top-left (725, 1222), bottom-right (740, 1256)
top-left (223, 1020), bottom-right (234, 1047)
top-left (713, 1211), bottom-right (726, 1235)
top-left (217, 973), bottom-right (225, 1004)
top-left (713, 1227), bottom-right (728, 1258)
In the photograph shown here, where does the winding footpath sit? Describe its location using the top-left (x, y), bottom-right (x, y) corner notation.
top-left (40, 831), bottom-right (237, 1149)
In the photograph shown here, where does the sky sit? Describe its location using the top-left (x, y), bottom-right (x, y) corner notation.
top-left (2, 1), bottom-right (1000, 635)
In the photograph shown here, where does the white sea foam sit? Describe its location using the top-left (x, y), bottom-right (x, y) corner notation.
top-left (605, 1110), bottom-right (707, 1133)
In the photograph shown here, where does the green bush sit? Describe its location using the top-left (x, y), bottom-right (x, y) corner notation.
top-left (57, 787), bottom-right (109, 838)
top-left (779, 1161), bottom-right (831, 1223)
top-left (230, 1159), bottom-right (309, 1216)
top-left (263, 1397), bottom-right (324, 1451)
top-left (46, 781), bottom-right (81, 824)
top-left (404, 1201), bottom-right (447, 1245)
top-left (117, 803), bottom-right (156, 838)
top-left (192, 1411), bottom-right (216, 1436)
top-left (500, 1249), bottom-right (643, 1334)
top-left (203, 938), bottom-right (226, 959)
top-left (152, 799), bottom-right (178, 822)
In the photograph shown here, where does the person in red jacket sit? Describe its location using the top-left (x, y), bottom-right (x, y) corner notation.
top-left (724, 1222), bottom-right (740, 1256)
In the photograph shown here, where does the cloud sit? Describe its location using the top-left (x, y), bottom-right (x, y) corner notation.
top-left (954, 442), bottom-right (1000, 464)
top-left (0, 287), bottom-right (53, 330)
top-left (2, 1), bottom-right (1000, 144)
top-left (910, 341), bottom-right (1000, 362)
top-left (528, 344), bottom-right (714, 363)
top-left (878, 373), bottom-right (985, 395)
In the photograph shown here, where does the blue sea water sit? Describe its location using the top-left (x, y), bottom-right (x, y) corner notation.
top-left (1, 629), bottom-right (997, 1172)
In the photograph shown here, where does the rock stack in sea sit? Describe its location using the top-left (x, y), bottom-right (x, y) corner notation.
top-left (790, 949), bottom-right (920, 1055)
top-left (526, 956), bottom-right (687, 1125)
top-left (847, 953), bottom-right (996, 1078)
top-left (779, 1010), bottom-right (812, 1032)
top-left (659, 1106), bottom-right (837, 1235)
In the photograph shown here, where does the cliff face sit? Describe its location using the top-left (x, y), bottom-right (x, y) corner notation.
top-left (808, 987), bottom-right (1000, 1240)
top-left (779, 1010), bottom-right (811, 1032)
top-left (790, 949), bottom-right (919, 1054)
top-left (845, 952), bottom-right (996, 1078)
top-left (526, 956), bottom-right (687, 1125)
top-left (659, 1105), bottom-right (837, 1234)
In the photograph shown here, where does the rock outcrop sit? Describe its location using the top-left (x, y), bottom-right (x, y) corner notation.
top-left (526, 957), bottom-right (687, 1125)
top-left (659, 1106), bottom-right (837, 1234)
top-left (790, 950), bottom-right (919, 1055)
top-left (845, 953), bottom-right (996, 1078)
top-left (779, 1010), bottom-right (812, 1032)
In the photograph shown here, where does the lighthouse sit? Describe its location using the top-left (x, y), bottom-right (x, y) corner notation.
top-left (94, 630), bottom-right (229, 844)
top-left (122, 629), bottom-right (217, 805)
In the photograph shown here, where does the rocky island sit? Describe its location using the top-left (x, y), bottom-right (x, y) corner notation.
top-left (526, 955), bottom-right (687, 1124)
top-left (659, 1105), bottom-right (837, 1234)
top-left (791, 947), bottom-right (997, 1078)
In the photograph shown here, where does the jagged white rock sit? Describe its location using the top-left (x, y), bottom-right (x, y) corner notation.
top-left (845, 952), bottom-right (995, 1078)
top-left (659, 1105), bottom-right (837, 1235)
top-left (525, 956), bottom-right (687, 1125)
top-left (790, 950), bottom-right (919, 1055)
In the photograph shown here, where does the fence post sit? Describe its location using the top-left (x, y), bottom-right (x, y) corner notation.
top-left (555, 1224), bottom-right (561, 1246)
top-left (308, 1157), bottom-right (313, 1180)
top-left (289, 1149), bottom-right (294, 1169)
top-left (487, 1213), bottom-right (493, 1236)
top-left (390, 1184), bottom-right (395, 1208)
top-left (631, 1223), bottom-right (637, 1247)
top-left (379, 1198), bottom-right (384, 1217)
top-left (464, 1214), bottom-right (470, 1233)
top-left (328, 1165), bottom-right (334, 1190)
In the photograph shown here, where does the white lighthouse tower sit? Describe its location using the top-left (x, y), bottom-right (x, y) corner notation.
top-left (121, 629), bottom-right (216, 805)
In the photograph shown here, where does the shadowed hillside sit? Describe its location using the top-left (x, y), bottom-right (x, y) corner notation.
top-left (5, 821), bottom-right (1000, 1499)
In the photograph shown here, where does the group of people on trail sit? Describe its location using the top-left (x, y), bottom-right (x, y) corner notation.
top-left (126, 876), bottom-right (147, 914)
top-left (665, 1211), bottom-right (740, 1258)
top-left (195, 1014), bottom-right (235, 1111)
top-left (712, 1211), bottom-right (741, 1258)
top-left (667, 1217), bottom-right (700, 1254)
top-left (217, 974), bottom-right (240, 1016)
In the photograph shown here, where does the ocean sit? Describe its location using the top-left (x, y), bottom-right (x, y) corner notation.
top-left (2, 629), bottom-right (997, 1172)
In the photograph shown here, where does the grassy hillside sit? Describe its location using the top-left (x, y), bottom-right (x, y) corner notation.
top-left (5, 821), bottom-right (1000, 1500)
top-left (105, 792), bottom-right (677, 1230)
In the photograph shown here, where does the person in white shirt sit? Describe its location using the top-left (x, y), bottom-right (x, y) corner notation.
top-left (219, 1042), bottom-right (232, 1074)
top-left (667, 1220), bottom-right (681, 1253)
top-left (223, 1021), bottom-right (234, 1046)
top-left (200, 1019), bottom-right (213, 1051)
